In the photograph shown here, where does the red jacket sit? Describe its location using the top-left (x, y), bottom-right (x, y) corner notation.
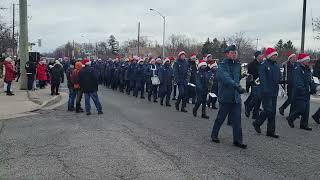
top-left (37, 64), bottom-right (48, 81)
top-left (4, 61), bottom-right (16, 82)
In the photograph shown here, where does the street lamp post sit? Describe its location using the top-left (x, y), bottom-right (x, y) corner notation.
top-left (150, 8), bottom-right (166, 59)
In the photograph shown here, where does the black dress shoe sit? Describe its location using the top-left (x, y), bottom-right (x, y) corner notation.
top-left (212, 106), bottom-right (218, 110)
top-left (166, 104), bottom-right (171, 107)
top-left (252, 122), bottom-right (261, 134)
top-left (172, 98), bottom-right (177, 101)
top-left (181, 108), bottom-right (188, 113)
top-left (312, 115), bottom-right (320, 124)
top-left (300, 126), bottom-right (312, 131)
top-left (86, 112), bottom-right (91, 116)
top-left (98, 111), bottom-right (104, 115)
top-left (233, 142), bottom-right (247, 149)
top-left (201, 114), bottom-right (209, 119)
top-left (175, 103), bottom-right (179, 111)
top-left (266, 133), bottom-right (279, 138)
top-left (279, 108), bottom-right (284, 116)
top-left (160, 102), bottom-right (164, 106)
top-left (211, 137), bottom-right (220, 143)
top-left (287, 117), bottom-right (294, 128)
top-left (153, 100), bottom-right (158, 103)
top-left (141, 96), bottom-right (145, 99)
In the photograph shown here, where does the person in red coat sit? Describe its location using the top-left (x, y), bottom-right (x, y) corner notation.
top-left (3, 57), bottom-right (16, 96)
top-left (37, 59), bottom-right (48, 89)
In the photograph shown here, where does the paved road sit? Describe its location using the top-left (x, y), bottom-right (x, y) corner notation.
top-left (1, 87), bottom-right (320, 179)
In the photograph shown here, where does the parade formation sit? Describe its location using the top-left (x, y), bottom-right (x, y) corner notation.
top-left (59, 45), bottom-right (320, 150)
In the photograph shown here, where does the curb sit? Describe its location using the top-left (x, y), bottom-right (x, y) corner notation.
top-left (27, 91), bottom-right (63, 112)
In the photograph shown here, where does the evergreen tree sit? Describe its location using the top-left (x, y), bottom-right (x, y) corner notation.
top-left (201, 38), bottom-right (213, 56)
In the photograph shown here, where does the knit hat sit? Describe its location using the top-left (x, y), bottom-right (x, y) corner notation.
top-left (288, 52), bottom-right (296, 61)
top-left (82, 59), bottom-right (91, 66)
top-left (197, 59), bottom-right (207, 68)
top-left (178, 51), bottom-right (185, 58)
top-left (297, 53), bottom-right (311, 63)
top-left (265, 47), bottom-right (278, 59)
top-left (163, 58), bottom-right (170, 65)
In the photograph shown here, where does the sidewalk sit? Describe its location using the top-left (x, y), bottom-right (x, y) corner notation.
top-left (0, 80), bottom-right (65, 120)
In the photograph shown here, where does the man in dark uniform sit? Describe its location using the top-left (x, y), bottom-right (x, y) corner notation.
top-left (193, 60), bottom-right (210, 119)
top-left (279, 53), bottom-right (297, 116)
top-left (128, 57), bottom-right (138, 95)
top-left (207, 59), bottom-right (218, 109)
top-left (159, 58), bottom-right (173, 107)
top-left (210, 45), bottom-right (247, 149)
top-left (252, 47), bottom-right (280, 138)
top-left (25, 59), bottom-right (37, 90)
top-left (245, 51), bottom-right (264, 119)
top-left (187, 54), bottom-right (197, 104)
top-left (119, 59), bottom-right (127, 93)
top-left (173, 51), bottom-right (189, 112)
top-left (287, 53), bottom-right (316, 131)
top-left (133, 58), bottom-right (146, 99)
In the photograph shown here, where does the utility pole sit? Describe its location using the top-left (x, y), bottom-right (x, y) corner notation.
top-left (19, 0), bottom-right (29, 90)
top-left (137, 22), bottom-right (140, 56)
top-left (12, 3), bottom-right (16, 57)
top-left (149, 9), bottom-right (166, 58)
top-left (301, 0), bottom-right (307, 53)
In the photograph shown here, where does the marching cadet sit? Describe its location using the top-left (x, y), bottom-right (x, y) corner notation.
top-left (171, 57), bottom-right (178, 101)
top-left (104, 59), bottom-right (113, 88)
top-left (133, 58), bottom-right (146, 99)
top-left (187, 54), bottom-right (197, 104)
top-left (279, 53), bottom-right (297, 116)
top-left (287, 53), bottom-right (316, 131)
top-left (173, 51), bottom-right (189, 113)
top-left (125, 58), bottom-right (132, 94)
top-left (252, 47), bottom-right (280, 138)
top-left (111, 58), bottom-right (121, 91)
top-left (245, 51), bottom-right (264, 119)
top-left (192, 60), bottom-right (210, 119)
top-left (119, 59), bottom-right (127, 93)
top-left (207, 59), bottom-right (218, 109)
top-left (147, 58), bottom-right (161, 102)
top-left (127, 57), bottom-right (138, 95)
top-left (210, 45), bottom-right (247, 149)
top-left (158, 57), bottom-right (174, 107)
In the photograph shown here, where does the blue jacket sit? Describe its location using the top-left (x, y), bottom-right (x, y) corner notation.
top-left (173, 59), bottom-right (189, 86)
top-left (259, 59), bottom-right (280, 97)
top-left (217, 58), bottom-right (241, 104)
top-left (208, 68), bottom-right (218, 93)
top-left (134, 64), bottom-right (146, 81)
top-left (128, 62), bottom-right (137, 81)
top-left (159, 64), bottom-right (173, 87)
top-left (292, 63), bottom-right (315, 101)
top-left (195, 68), bottom-right (209, 96)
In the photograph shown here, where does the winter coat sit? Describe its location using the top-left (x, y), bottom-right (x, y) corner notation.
top-left (259, 59), bottom-right (280, 97)
top-left (71, 62), bottom-right (83, 89)
top-left (292, 63), bottom-right (316, 101)
top-left (37, 64), bottom-right (48, 81)
top-left (173, 59), bottom-right (189, 86)
top-left (134, 64), bottom-right (146, 82)
top-left (195, 68), bottom-right (209, 96)
top-left (50, 62), bottom-right (64, 84)
top-left (79, 66), bottom-right (99, 93)
top-left (4, 61), bottom-right (16, 82)
top-left (217, 58), bottom-right (242, 104)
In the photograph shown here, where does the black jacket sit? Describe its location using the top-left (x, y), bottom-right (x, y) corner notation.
top-left (50, 64), bottom-right (64, 84)
top-left (247, 59), bottom-right (260, 81)
top-left (79, 66), bottom-right (99, 93)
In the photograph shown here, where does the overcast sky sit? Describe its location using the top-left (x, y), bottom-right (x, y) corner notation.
top-left (1, 0), bottom-right (319, 53)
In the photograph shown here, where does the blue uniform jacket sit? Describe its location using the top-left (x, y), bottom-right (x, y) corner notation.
top-left (292, 63), bottom-right (315, 101)
top-left (195, 69), bottom-right (209, 96)
top-left (134, 64), bottom-right (146, 81)
top-left (216, 58), bottom-right (241, 104)
top-left (128, 63), bottom-right (137, 81)
top-left (159, 64), bottom-right (173, 87)
top-left (259, 59), bottom-right (280, 97)
top-left (173, 59), bottom-right (189, 86)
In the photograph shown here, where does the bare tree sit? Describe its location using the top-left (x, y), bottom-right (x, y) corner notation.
top-left (227, 32), bottom-right (255, 63)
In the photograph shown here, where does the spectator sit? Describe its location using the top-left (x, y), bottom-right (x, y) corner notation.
top-left (3, 57), bottom-right (16, 96)
top-left (71, 61), bottom-right (84, 113)
top-left (49, 60), bottom-right (64, 96)
top-left (79, 59), bottom-right (103, 115)
top-left (37, 59), bottom-right (48, 89)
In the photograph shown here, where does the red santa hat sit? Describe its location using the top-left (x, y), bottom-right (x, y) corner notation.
top-left (169, 57), bottom-right (175, 62)
top-left (206, 54), bottom-right (212, 59)
top-left (4, 57), bottom-right (12, 62)
top-left (156, 58), bottom-right (162, 63)
top-left (197, 59), bottom-right (207, 68)
top-left (297, 53), bottom-right (311, 63)
top-left (209, 62), bottom-right (218, 69)
top-left (178, 51), bottom-right (185, 58)
top-left (265, 48), bottom-right (278, 59)
top-left (82, 59), bottom-right (91, 66)
top-left (190, 54), bottom-right (197, 60)
top-left (288, 52), bottom-right (296, 61)
top-left (163, 57), bottom-right (170, 64)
